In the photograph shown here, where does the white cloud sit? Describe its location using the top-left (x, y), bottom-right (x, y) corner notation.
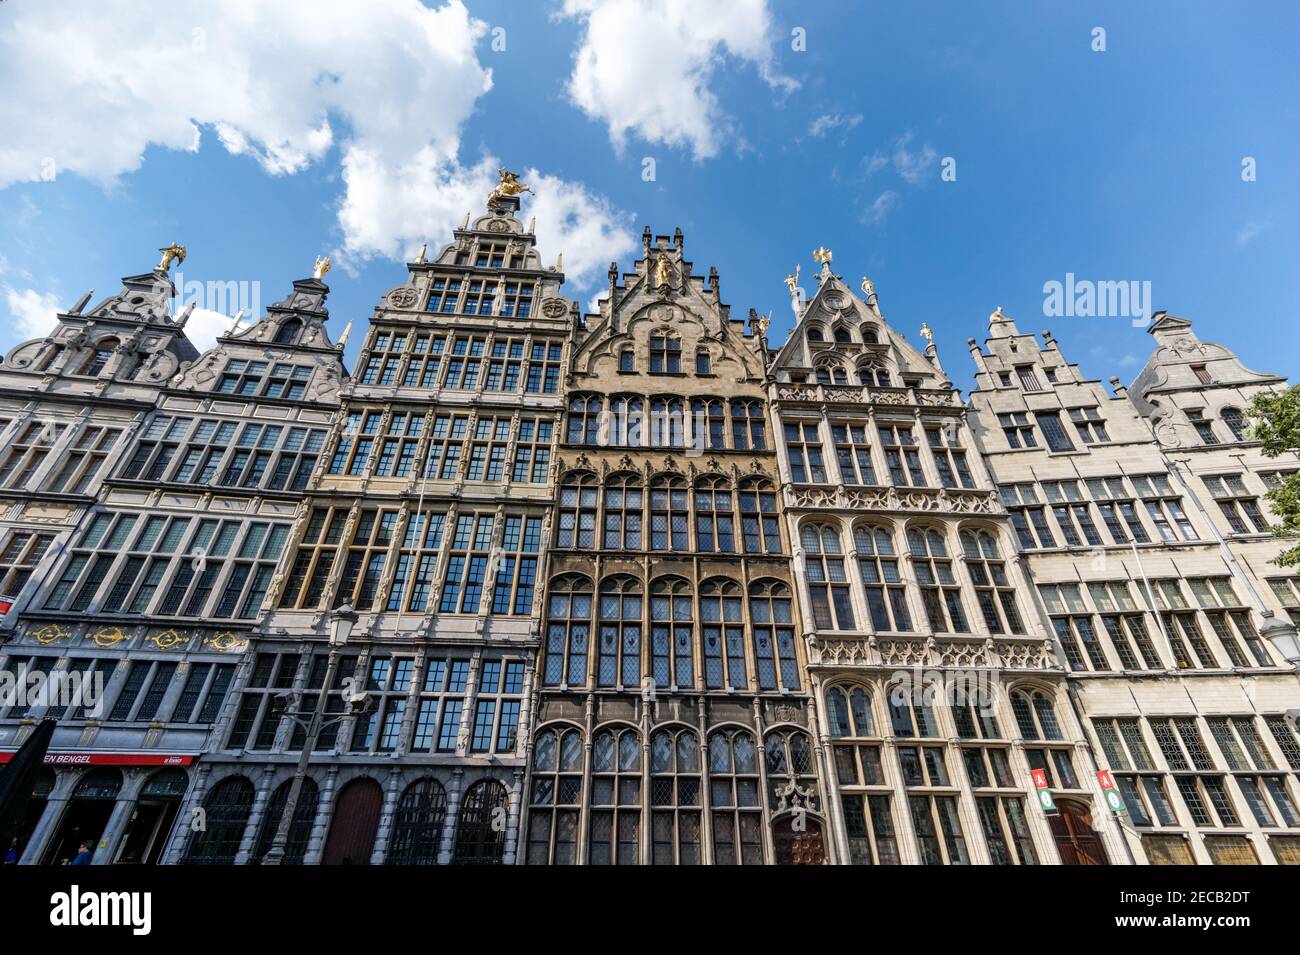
top-left (1236, 221), bottom-right (1263, 246)
top-left (560, 0), bottom-right (796, 160)
top-left (184, 308), bottom-right (238, 354)
top-left (1118, 353), bottom-right (1138, 367)
top-left (4, 286), bottom-right (62, 339)
top-left (808, 113), bottom-right (863, 138)
top-left (0, 0), bottom-right (631, 291)
top-left (891, 131), bottom-right (938, 185)
top-left (862, 191), bottom-right (899, 226)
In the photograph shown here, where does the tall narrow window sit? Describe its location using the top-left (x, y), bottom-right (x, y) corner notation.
top-left (650, 578), bottom-right (694, 689)
top-left (854, 524), bottom-right (911, 632)
top-left (784, 420), bottom-right (827, 483)
top-left (908, 526), bottom-right (968, 633)
top-left (649, 336), bottom-right (681, 374)
top-left (597, 576), bottom-right (642, 688)
top-left (802, 524), bottom-right (855, 631)
top-left (544, 575), bottom-right (592, 687)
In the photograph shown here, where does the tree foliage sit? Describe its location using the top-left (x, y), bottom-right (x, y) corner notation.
top-left (1248, 384), bottom-right (1300, 566)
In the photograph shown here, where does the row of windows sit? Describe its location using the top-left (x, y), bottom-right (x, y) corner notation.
top-left (543, 576), bottom-right (800, 692)
top-left (556, 473), bottom-right (780, 555)
top-left (358, 332), bottom-right (561, 393)
top-left (279, 507), bottom-right (541, 616)
top-left (997, 406), bottom-right (1110, 453)
top-left (119, 415), bottom-right (327, 492)
top-left (41, 512), bottom-right (287, 620)
top-left (326, 410), bottom-right (554, 485)
top-left (565, 396), bottom-right (766, 450)
top-left (1000, 473), bottom-right (1199, 549)
top-left (782, 417), bottom-right (976, 489)
top-left (797, 521), bottom-right (1025, 637)
top-left (1092, 713), bottom-right (1300, 836)
top-left (527, 724), bottom-right (816, 865)
top-left (228, 651), bottom-right (525, 757)
top-left (0, 653), bottom-right (233, 724)
top-left (1040, 576), bottom-right (1277, 672)
top-left (0, 421), bottom-right (122, 494)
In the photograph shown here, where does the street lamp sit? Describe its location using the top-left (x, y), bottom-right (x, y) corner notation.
top-left (263, 604), bottom-right (367, 865)
top-left (1260, 611), bottom-right (1300, 666)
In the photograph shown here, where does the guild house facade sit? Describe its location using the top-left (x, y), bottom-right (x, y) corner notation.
top-left (1, 172), bottom-right (1297, 865)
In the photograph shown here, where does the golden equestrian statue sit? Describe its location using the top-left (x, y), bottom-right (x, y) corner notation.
top-left (313, 255), bottom-right (332, 280)
top-left (488, 168), bottom-right (533, 204)
top-left (157, 243), bottom-right (186, 272)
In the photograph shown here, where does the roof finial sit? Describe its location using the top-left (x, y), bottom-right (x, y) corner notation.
top-left (989, 304), bottom-right (1006, 323)
top-left (313, 255), bottom-right (331, 280)
top-left (920, 322), bottom-right (934, 344)
top-left (338, 320), bottom-right (353, 347)
top-left (415, 243), bottom-right (427, 264)
top-left (487, 168), bottom-right (532, 206)
top-left (157, 243), bottom-right (186, 272)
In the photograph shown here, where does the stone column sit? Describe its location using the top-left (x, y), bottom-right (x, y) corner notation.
top-left (92, 768), bottom-right (148, 864)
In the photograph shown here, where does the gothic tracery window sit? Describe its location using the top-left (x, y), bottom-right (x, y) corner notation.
top-left (597, 576), bottom-right (643, 688)
top-left (590, 726), bottom-right (642, 864)
top-left (543, 574), bottom-right (592, 686)
top-left (650, 576), bottom-right (694, 688)
top-left (527, 726), bottom-right (583, 864)
top-left (708, 728), bottom-right (764, 864)
top-left (650, 726), bottom-right (702, 864)
top-left (854, 523), bottom-right (912, 632)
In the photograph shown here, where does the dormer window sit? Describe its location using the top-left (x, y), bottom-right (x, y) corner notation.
top-left (475, 243), bottom-right (507, 268)
top-left (696, 349), bottom-right (712, 375)
top-left (1016, 366), bottom-right (1043, 391)
top-left (650, 336), bottom-right (681, 374)
top-left (863, 327), bottom-right (879, 344)
top-left (80, 338), bottom-right (119, 377)
top-left (274, 318), bottom-right (302, 346)
top-left (807, 327), bottom-right (824, 343)
top-left (834, 327), bottom-right (851, 344)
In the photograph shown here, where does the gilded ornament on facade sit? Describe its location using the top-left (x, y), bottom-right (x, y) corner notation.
top-left (145, 629), bottom-right (190, 651)
top-left (156, 243), bottom-right (186, 272)
top-left (91, 626), bottom-right (131, 648)
top-left (487, 168), bottom-right (531, 205)
top-left (204, 631), bottom-right (248, 653)
top-left (32, 623), bottom-right (70, 645)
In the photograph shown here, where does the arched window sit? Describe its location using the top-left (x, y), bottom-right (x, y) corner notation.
top-left (590, 727), bottom-right (641, 864)
top-left (749, 579), bottom-right (800, 690)
top-left (603, 474), bottom-right (643, 549)
top-left (273, 318), bottom-right (302, 346)
top-left (816, 363), bottom-right (848, 386)
top-left (730, 400), bottom-right (766, 450)
top-left (610, 395), bottom-right (643, 446)
top-left (80, 338), bottom-right (119, 377)
top-left (738, 478), bottom-right (780, 554)
top-left (650, 577), bottom-right (694, 688)
top-left (827, 686), bottom-right (899, 865)
top-left (1010, 688), bottom-right (1062, 741)
top-left (888, 683), bottom-right (940, 737)
top-left (452, 779), bottom-right (508, 864)
top-left (807, 326), bottom-right (825, 342)
top-left (701, 578), bottom-right (746, 690)
top-left (695, 348), bottom-right (711, 375)
top-left (862, 326), bottom-right (880, 344)
top-left (708, 729), bottom-right (763, 864)
top-left (1010, 687), bottom-right (1077, 791)
top-left (566, 395), bottom-right (603, 445)
top-left (692, 398), bottom-right (726, 450)
top-left (833, 326), bottom-right (852, 344)
top-left (650, 398), bottom-right (684, 447)
top-left (649, 335), bottom-right (681, 374)
top-left (650, 726), bottom-right (701, 863)
top-left (618, 349), bottom-right (634, 373)
top-left (959, 528), bottom-right (1024, 635)
top-left (184, 775), bottom-right (254, 864)
top-left (860, 361), bottom-right (891, 388)
top-left (695, 476), bottom-right (735, 553)
top-left (908, 526), bottom-right (969, 633)
top-left (543, 574), bottom-right (592, 686)
top-left (1221, 407), bottom-right (1248, 442)
top-left (802, 524), bottom-right (855, 631)
top-left (597, 576), bottom-right (642, 688)
top-left (649, 475), bottom-right (689, 550)
top-left (527, 727), bottom-right (583, 864)
top-left (386, 778), bottom-right (447, 865)
top-left (252, 778), bottom-right (319, 865)
top-left (854, 524), bottom-right (911, 632)
top-left (556, 473), bottom-right (597, 548)
top-left (764, 729), bottom-right (819, 812)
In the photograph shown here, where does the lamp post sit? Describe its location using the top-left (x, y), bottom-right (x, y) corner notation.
top-left (263, 604), bottom-right (362, 865)
top-left (1260, 611), bottom-right (1300, 666)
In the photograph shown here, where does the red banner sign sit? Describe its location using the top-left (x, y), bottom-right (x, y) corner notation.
top-left (0, 751), bottom-right (194, 766)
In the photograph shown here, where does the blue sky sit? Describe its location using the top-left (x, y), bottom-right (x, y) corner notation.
top-left (1, 0), bottom-right (1297, 393)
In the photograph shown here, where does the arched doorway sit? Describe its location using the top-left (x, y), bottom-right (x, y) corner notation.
top-left (453, 779), bottom-right (508, 865)
top-left (772, 814), bottom-right (827, 865)
top-left (322, 777), bottom-right (382, 865)
top-left (10, 767), bottom-right (55, 861)
top-left (115, 768), bottom-right (189, 864)
top-left (251, 778), bottom-right (320, 865)
top-left (183, 775), bottom-right (255, 864)
top-left (1049, 799), bottom-right (1109, 865)
top-left (41, 768), bottom-right (122, 864)
top-left (387, 778), bottom-right (448, 865)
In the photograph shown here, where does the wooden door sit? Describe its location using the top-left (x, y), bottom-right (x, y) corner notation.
top-left (1049, 799), bottom-right (1108, 865)
top-left (322, 778), bottom-right (383, 865)
top-left (772, 816), bottom-right (826, 865)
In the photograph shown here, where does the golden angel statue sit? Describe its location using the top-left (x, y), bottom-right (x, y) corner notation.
top-left (313, 255), bottom-right (331, 280)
